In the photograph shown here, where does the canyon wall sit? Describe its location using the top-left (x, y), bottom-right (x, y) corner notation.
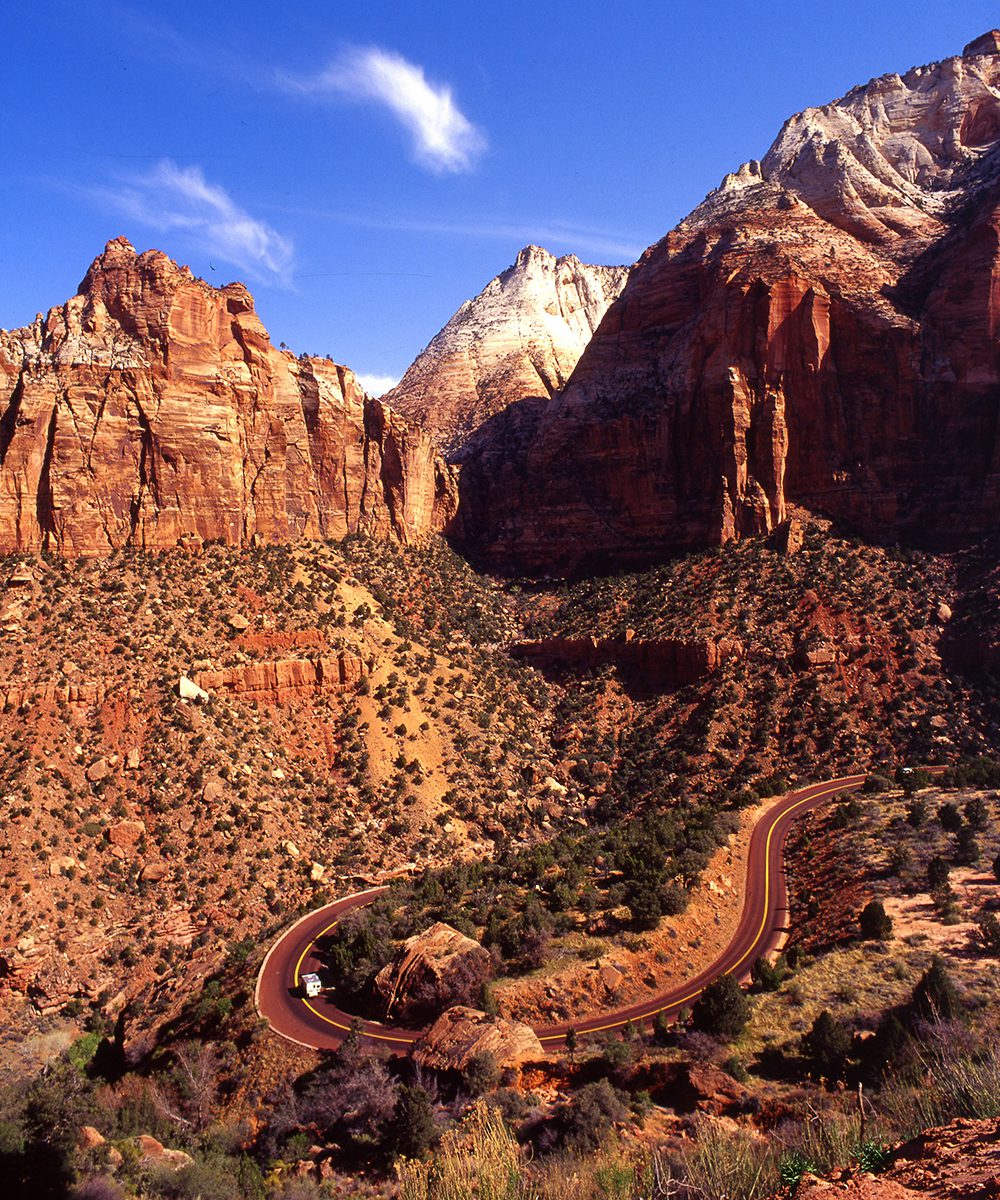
top-left (455, 34), bottom-right (1000, 573)
top-left (0, 238), bottom-right (457, 557)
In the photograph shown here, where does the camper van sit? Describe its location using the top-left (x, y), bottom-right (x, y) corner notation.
top-left (301, 973), bottom-right (323, 998)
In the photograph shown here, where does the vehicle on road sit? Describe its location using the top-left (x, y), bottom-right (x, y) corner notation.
top-left (301, 972), bottom-right (323, 998)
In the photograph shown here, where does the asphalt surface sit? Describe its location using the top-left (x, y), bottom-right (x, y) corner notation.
top-left (255, 772), bottom-right (868, 1052)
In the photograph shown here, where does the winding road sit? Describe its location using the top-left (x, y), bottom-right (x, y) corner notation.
top-left (255, 772), bottom-right (869, 1052)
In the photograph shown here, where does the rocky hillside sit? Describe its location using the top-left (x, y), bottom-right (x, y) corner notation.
top-left (0, 238), bottom-right (456, 557)
top-left (457, 32), bottom-right (1000, 573)
top-left (385, 244), bottom-right (629, 457)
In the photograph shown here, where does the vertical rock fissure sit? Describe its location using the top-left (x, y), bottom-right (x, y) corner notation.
top-left (0, 371), bottom-right (25, 468)
top-left (36, 404), bottom-right (59, 553)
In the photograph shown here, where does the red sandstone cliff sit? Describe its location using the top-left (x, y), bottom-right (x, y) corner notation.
top-left (385, 245), bottom-right (629, 457)
top-left (456, 33), bottom-right (1000, 573)
top-left (0, 239), bottom-right (456, 556)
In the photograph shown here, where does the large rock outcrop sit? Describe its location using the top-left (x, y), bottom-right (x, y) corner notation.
top-left (456, 33), bottom-right (1000, 573)
top-left (509, 635), bottom-right (742, 687)
top-left (0, 238), bottom-right (456, 556)
top-left (385, 245), bottom-right (629, 457)
top-left (194, 653), bottom-right (370, 704)
top-left (411, 1005), bottom-right (543, 1071)
top-left (374, 922), bottom-right (492, 1024)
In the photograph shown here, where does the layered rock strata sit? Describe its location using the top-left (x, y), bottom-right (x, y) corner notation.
top-left (385, 245), bottom-right (629, 457)
top-left (0, 239), bottom-right (456, 556)
top-left (194, 652), bottom-right (370, 704)
top-left (509, 635), bottom-right (743, 687)
top-left (456, 33), bottom-right (1000, 573)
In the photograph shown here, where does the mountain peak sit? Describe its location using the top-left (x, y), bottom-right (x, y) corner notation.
top-left (386, 250), bottom-right (630, 457)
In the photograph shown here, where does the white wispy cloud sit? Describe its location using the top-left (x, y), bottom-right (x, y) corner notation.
top-left (95, 160), bottom-right (294, 284)
top-left (282, 47), bottom-right (487, 174)
top-left (355, 373), bottom-right (400, 397)
top-left (269, 203), bottom-right (645, 263)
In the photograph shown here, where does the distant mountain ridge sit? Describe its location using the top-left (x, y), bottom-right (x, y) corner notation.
top-left (385, 245), bottom-right (629, 458)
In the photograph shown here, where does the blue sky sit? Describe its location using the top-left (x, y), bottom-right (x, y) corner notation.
top-left (3, 2), bottom-right (997, 391)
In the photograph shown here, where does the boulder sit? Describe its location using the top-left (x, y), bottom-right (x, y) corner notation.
top-left (412, 1005), bottom-right (543, 1071)
top-left (621, 1059), bottom-right (749, 1117)
top-left (135, 1134), bottom-right (194, 1171)
top-left (108, 820), bottom-right (145, 849)
top-left (178, 676), bottom-right (209, 703)
top-left (78, 1125), bottom-right (106, 1150)
top-left (85, 758), bottom-right (109, 783)
top-left (375, 922), bottom-right (492, 1023)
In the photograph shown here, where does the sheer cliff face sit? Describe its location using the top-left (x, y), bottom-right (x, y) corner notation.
top-left (0, 239), bottom-right (456, 556)
top-left (457, 34), bottom-right (1000, 573)
top-left (384, 245), bottom-right (629, 458)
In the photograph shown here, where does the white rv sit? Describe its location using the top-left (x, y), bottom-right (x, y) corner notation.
top-left (301, 973), bottom-right (323, 998)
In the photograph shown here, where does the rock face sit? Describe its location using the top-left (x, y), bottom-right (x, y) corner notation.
top-left (790, 1116), bottom-right (1000, 1199)
top-left (509, 635), bottom-right (742, 688)
top-left (385, 245), bottom-right (629, 457)
top-left (0, 238), bottom-right (456, 557)
top-left (457, 33), bottom-right (1000, 573)
top-left (374, 922), bottom-right (492, 1024)
top-left (412, 1005), bottom-right (543, 1071)
top-left (194, 652), bottom-right (370, 704)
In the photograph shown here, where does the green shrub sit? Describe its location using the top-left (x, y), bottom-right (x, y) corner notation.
top-left (859, 900), bottom-right (893, 941)
top-left (692, 974), bottom-right (751, 1039)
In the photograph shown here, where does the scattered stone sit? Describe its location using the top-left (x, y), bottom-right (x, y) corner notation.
top-left (284, 840), bottom-right (300, 858)
top-left (48, 855), bottom-right (76, 878)
top-left (936, 601), bottom-right (953, 623)
top-left (108, 820), bottom-right (145, 849)
top-left (140, 861), bottom-right (168, 883)
top-left (598, 961), bottom-right (625, 992)
top-left (796, 642), bottom-right (837, 668)
top-left (309, 862), bottom-right (326, 882)
top-left (85, 757), bottom-right (109, 783)
top-left (228, 613), bottom-right (251, 632)
top-left (202, 780), bottom-right (225, 804)
top-left (125, 747), bottom-right (141, 771)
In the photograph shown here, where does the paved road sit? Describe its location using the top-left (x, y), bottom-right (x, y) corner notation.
top-left (255, 772), bottom-right (869, 1052)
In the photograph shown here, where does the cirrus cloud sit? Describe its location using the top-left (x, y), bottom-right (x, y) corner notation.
top-left (282, 46), bottom-right (487, 175)
top-left (95, 159), bottom-right (294, 284)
